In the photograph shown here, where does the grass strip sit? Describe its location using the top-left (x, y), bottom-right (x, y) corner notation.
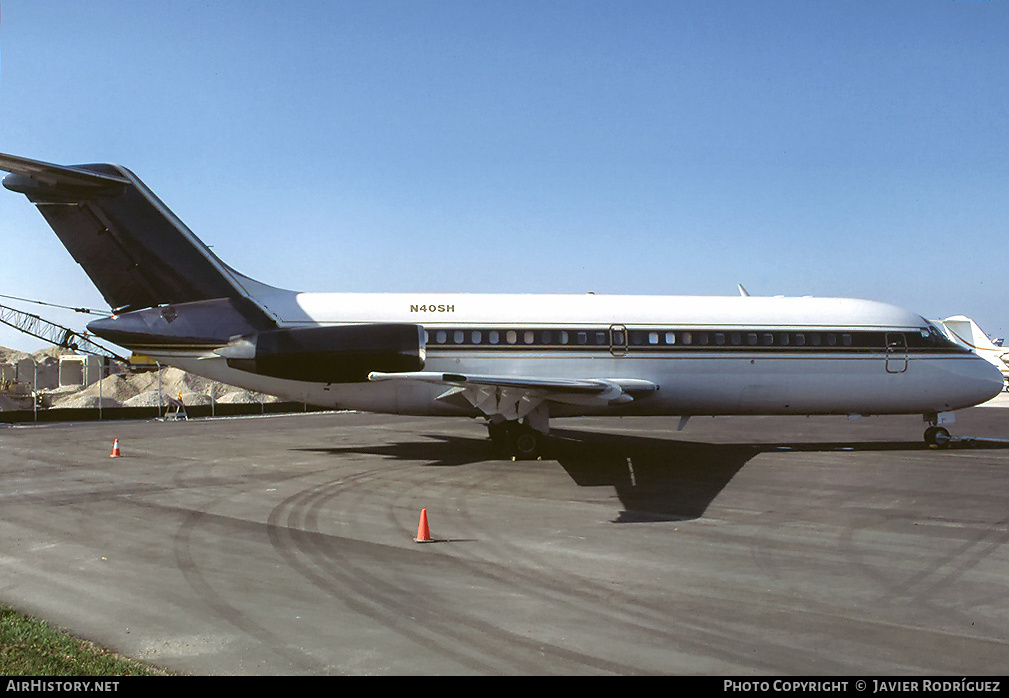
top-left (0, 605), bottom-right (167, 676)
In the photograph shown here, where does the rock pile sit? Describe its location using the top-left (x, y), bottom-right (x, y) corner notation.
top-left (0, 346), bottom-right (279, 410)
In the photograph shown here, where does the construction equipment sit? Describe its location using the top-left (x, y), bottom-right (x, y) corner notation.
top-left (0, 302), bottom-right (127, 363)
top-left (165, 393), bottom-right (188, 420)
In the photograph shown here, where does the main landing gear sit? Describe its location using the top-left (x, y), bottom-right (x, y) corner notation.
top-left (487, 420), bottom-right (547, 460)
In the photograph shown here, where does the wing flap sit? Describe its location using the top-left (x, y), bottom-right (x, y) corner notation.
top-left (369, 371), bottom-right (657, 416)
top-left (369, 371), bottom-right (655, 393)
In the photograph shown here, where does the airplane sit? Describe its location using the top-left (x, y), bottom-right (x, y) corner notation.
top-left (935, 315), bottom-right (1009, 391)
top-left (0, 152), bottom-right (1003, 457)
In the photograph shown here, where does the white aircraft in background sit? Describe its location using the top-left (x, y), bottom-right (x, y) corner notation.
top-left (0, 153), bottom-right (1003, 457)
top-left (935, 316), bottom-right (1009, 391)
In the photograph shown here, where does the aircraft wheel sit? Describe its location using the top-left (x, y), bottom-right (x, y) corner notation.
top-left (487, 420), bottom-right (546, 459)
top-left (510, 425), bottom-right (544, 460)
top-left (924, 425), bottom-right (951, 448)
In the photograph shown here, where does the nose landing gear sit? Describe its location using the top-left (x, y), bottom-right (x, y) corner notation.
top-left (923, 425), bottom-right (951, 448)
top-left (923, 411), bottom-right (955, 448)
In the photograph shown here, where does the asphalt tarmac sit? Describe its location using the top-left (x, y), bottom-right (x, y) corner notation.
top-left (1, 401), bottom-right (1007, 675)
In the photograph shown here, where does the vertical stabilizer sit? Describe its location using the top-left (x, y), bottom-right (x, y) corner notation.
top-left (0, 153), bottom-right (279, 314)
top-left (940, 316), bottom-right (1000, 351)
top-left (939, 315), bottom-right (1009, 384)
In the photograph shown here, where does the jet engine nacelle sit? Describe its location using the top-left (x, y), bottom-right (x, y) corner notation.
top-left (218, 323), bottom-right (426, 383)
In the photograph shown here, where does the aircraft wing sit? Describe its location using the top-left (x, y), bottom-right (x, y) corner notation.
top-left (369, 371), bottom-right (657, 424)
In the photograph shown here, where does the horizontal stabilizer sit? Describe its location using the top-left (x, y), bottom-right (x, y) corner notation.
top-left (0, 153), bottom-right (130, 199)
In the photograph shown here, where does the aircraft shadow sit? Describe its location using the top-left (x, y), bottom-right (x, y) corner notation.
top-left (550, 428), bottom-right (1009, 522)
top-left (296, 430), bottom-right (1009, 524)
top-left (547, 429), bottom-right (758, 522)
top-left (295, 435), bottom-right (501, 469)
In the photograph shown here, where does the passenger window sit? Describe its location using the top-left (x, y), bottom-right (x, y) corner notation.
top-left (454, 330), bottom-right (465, 344)
top-left (436, 330), bottom-right (447, 344)
top-left (506, 330), bottom-right (517, 344)
top-left (524, 331), bottom-right (535, 344)
top-left (681, 332), bottom-right (692, 345)
top-left (472, 330), bottom-right (482, 344)
top-left (542, 330), bottom-right (552, 344)
top-left (762, 333), bottom-right (773, 345)
top-left (489, 330), bottom-right (499, 344)
top-left (795, 333), bottom-right (805, 346)
top-left (577, 332), bottom-right (588, 345)
top-left (559, 331), bottom-right (569, 345)
top-left (665, 332), bottom-right (676, 344)
top-left (648, 332), bottom-right (659, 345)
top-left (748, 333), bottom-right (758, 345)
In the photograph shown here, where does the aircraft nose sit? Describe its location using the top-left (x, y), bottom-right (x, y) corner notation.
top-left (971, 356), bottom-right (1006, 405)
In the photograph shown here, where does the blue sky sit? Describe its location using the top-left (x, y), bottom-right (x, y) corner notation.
top-left (0, 1), bottom-right (1006, 353)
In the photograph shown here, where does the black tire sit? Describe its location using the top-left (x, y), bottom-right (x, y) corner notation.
top-left (924, 426), bottom-right (951, 447)
top-left (511, 429), bottom-right (542, 459)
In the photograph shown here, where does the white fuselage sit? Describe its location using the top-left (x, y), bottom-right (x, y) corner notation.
top-left (148, 291), bottom-right (1005, 420)
top-left (3, 153), bottom-right (999, 431)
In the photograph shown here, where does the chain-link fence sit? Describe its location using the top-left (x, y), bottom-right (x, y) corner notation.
top-left (0, 352), bottom-right (317, 423)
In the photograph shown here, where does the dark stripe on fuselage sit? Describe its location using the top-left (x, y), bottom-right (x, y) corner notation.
top-left (422, 326), bottom-right (968, 354)
top-left (110, 324), bottom-right (970, 360)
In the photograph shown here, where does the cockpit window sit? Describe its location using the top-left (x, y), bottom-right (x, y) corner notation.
top-left (919, 319), bottom-right (965, 351)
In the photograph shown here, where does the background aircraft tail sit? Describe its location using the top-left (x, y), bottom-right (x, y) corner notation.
top-left (939, 315), bottom-right (1002, 352)
top-left (937, 315), bottom-right (1009, 387)
top-left (0, 153), bottom-right (274, 314)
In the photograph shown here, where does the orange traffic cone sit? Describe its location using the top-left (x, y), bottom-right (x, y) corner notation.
top-left (414, 509), bottom-right (432, 543)
top-left (109, 439), bottom-right (122, 458)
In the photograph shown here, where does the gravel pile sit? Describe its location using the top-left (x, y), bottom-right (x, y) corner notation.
top-left (0, 346), bottom-right (279, 410)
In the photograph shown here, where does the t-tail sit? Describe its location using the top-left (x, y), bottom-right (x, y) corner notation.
top-left (0, 153), bottom-right (276, 313)
top-left (0, 153), bottom-right (425, 382)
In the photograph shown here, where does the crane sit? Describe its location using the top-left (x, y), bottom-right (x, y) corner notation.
top-left (0, 302), bottom-right (128, 363)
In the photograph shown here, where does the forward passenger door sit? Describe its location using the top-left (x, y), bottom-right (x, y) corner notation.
top-left (885, 333), bottom-right (908, 373)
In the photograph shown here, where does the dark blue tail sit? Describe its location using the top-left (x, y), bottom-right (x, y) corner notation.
top-left (1, 153), bottom-right (269, 314)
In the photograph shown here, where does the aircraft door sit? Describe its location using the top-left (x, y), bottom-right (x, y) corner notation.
top-left (610, 325), bottom-right (627, 356)
top-left (885, 333), bottom-right (908, 373)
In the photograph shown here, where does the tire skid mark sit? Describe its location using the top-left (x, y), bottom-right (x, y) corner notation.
top-left (374, 461), bottom-right (823, 673)
top-left (431, 464), bottom-right (859, 673)
top-left (171, 460), bottom-right (330, 673)
top-left (265, 466), bottom-right (510, 674)
top-left (266, 464), bottom-right (642, 674)
top-left (837, 509), bottom-right (1009, 643)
